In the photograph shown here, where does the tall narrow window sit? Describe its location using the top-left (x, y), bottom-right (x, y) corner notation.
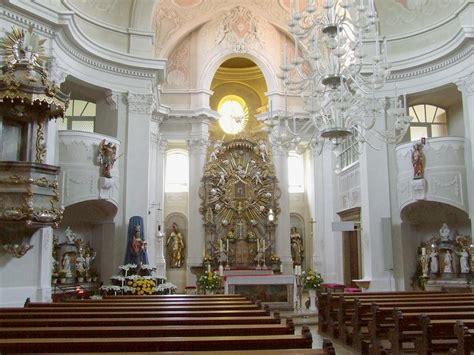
top-left (408, 104), bottom-right (447, 141)
top-left (165, 150), bottom-right (189, 193)
top-left (337, 130), bottom-right (359, 171)
top-left (59, 100), bottom-right (96, 132)
top-left (288, 151), bottom-right (304, 193)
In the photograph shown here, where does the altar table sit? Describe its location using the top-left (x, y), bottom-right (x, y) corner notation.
top-left (224, 274), bottom-right (296, 310)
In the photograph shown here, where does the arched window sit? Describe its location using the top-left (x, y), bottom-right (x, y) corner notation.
top-left (165, 150), bottom-right (189, 193)
top-left (288, 151), bottom-right (304, 193)
top-left (408, 104), bottom-right (447, 141)
top-left (217, 95), bottom-right (249, 135)
top-left (58, 100), bottom-right (96, 132)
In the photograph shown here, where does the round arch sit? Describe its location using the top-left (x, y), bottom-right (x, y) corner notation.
top-left (198, 50), bottom-right (280, 95)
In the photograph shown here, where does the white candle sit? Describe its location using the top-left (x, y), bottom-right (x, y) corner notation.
top-left (219, 264), bottom-right (224, 277)
top-left (262, 239), bottom-right (265, 251)
top-left (219, 239), bottom-right (223, 252)
top-left (207, 264), bottom-right (211, 272)
top-left (257, 238), bottom-right (260, 251)
top-left (226, 239), bottom-right (229, 253)
top-left (421, 247), bottom-right (426, 256)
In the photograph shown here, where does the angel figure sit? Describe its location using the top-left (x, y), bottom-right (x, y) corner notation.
top-left (97, 139), bottom-right (117, 178)
top-left (258, 140), bottom-right (268, 162)
top-left (210, 140), bottom-right (223, 161)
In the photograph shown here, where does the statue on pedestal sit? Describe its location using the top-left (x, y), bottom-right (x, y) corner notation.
top-left (167, 222), bottom-right (185, 268)
top-left (429, 248), bottom-right (439, 274)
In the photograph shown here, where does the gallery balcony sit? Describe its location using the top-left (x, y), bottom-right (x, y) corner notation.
top-left (395, 136), bottom-right (468, 223)
top-left (58, 131), bottom-right (120, 223)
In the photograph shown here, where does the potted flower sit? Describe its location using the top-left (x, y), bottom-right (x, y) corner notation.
top-left (58, 270), bottom-right (67, 284)
top-left (90, 267), bottom-right (99, 282)
top-left (270, 255), bottom-right (282, 273)
top-left (76, 268), bottom-right (86, 283)
top-left (131, 277), bottom-right (156, 295)
top-left (196, 271), bottom-right (222, 295)
top-left (301, 269), bottom-right (324, 311)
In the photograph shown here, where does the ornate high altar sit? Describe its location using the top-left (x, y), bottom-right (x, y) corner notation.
top-left (199, 138), bottom-right (280, 270)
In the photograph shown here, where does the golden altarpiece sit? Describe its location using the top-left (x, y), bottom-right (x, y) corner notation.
top-left (199, 138), bottom-right (280, 269)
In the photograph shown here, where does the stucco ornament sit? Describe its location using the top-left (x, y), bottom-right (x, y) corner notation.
top-left (216, 6), bottom-right (264, 52)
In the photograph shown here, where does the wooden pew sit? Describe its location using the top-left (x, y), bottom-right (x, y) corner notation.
top-left (16, 304), bottom-right (262, 312)
top-left (0, 320), bottom-right (295, 339)
top-left (317, 291), bottom-right (446, 333)
top-left (414, 316), bottom-right (474, 355)
top-left (0, 314), bottom-right (282, 328)
top-left (0, 325), bottom-right (313, 353)
top-left (369, 307), bottom-right (474, 354)
top-left (454, 320), bottom-right (474, 355)
top-left (343, 296), bottom-right (474, 350)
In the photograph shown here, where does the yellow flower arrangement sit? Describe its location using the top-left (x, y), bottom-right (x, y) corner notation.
top-left (131, 277), bottom-right (156, 295)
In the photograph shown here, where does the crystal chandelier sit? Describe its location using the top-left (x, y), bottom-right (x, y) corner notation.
top-left (267, 0), bottom-right (412, 152)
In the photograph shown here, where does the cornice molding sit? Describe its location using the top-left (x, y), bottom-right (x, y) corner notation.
top-left (1, 3), bottom-right (166, 81)
top-left (388, 42), bottom-right (473, 81)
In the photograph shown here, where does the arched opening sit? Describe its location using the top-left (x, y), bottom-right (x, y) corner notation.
top-left (209, 57), bottom-right (268, 140)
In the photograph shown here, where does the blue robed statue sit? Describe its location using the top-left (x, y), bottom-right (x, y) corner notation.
top-left (124, 216), bottom-right (149, 265)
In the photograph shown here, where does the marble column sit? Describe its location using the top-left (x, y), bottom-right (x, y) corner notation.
top-left (358, 120), bottom-right (394, 291)
top-left (272, 145), bottom-right (292, 273)
top-left (456, 72), bottom-right (474, 239)
top-left (154, 133), bottom-right (167, 278)
top-left (308, 145), bottom-right (335, 280)
top-left (186, 119), bottom-right (210, 285)
top-left (124, 93), bottom-right (155, 257)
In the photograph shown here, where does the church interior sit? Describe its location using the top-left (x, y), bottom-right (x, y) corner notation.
top-left (1, 0), bottom-right (474, 353)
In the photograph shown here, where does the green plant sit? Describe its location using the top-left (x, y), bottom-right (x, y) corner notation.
top-left (58, 270), bottom-right (67, 278)
top-left (196, 271), bottom-right (222, 291)
top-left (301, 270), bottom-right (324, 290)
top-left (90, 267), bottom-right (98, 278)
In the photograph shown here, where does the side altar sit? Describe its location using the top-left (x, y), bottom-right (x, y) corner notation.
top-left (418, 223), bottom-right (473, 292)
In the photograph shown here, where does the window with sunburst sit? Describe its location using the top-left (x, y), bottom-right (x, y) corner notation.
top-left (217, 95), bottom-right (249, 135)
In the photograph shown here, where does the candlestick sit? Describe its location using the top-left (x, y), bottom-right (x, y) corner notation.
top-left (262, 239), bottom-right (265, 251)
top-left (226, 239), bottom-right (229, 253)
top-left (257, 238), bottom-right (260, 251)
top-left (421, 247), bottom-right (426, 256)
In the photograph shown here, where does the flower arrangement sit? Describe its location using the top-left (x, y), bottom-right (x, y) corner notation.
top-left (90, 267), bottom-right (98, 278)
top-left (58, 270), bottom-right (67, 279)
top-left (197, 271), bottom-right (222, 292)
top-left (100, 285), bottom-right (121, 295)
top-left (156, 282), bottom-right (178, 294)
top-left (270, 255), bottom-right (281, 266)
top-left (246, 232), bottom-right (257, 243)
top-left (301, 270), bottom-right (324, 290)
top-left (119, 263), bottom-right (137, 276)
top-left (129, 277), bottom-right (156, 295)
top-left (202, 255), bottom-right (213, 266)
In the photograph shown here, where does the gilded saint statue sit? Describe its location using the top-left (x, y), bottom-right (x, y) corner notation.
top-left (167, 222), bottom-right (185, 268)
top-left (290, 227), bottom-right (304, 265)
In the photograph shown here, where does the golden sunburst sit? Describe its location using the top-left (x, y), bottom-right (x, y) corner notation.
top-left (0, 25), bottom-right (47, 67)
